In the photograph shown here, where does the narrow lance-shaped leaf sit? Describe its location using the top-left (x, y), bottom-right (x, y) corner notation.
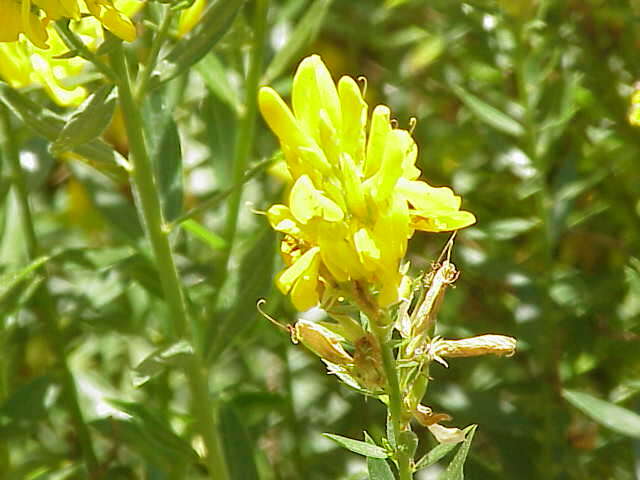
top-left (143, 91), bottom-right (183, 222)
top-left (0, 83), bottom-right (129, 180)
top-left (322, 433), bottom-right (389, 459)
top-left (451, 84), bottom-right (524, 137)
top-left (563, 389), bottom-right (640, 438)
top-left (220, 403), bottom-right (260, 480)
top-left (51, 84), bottom-right (116, 155)
top-left (0, 256), bottom-right (49, 304)
top-left (152, 0), bottom-right (245, 88)
top-left (364, 432), bottom-right (394, 480)
top-left (263, 0), bottom-right (333, 84)
top-left (438, 425), bottom-right (477, 480)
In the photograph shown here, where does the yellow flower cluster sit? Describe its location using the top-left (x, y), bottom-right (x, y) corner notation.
top-left (0, 0), bottom-right (137, 49)
top-left (0, 0), bottom-right (140, 106)
top-left (259, 55), bottom-right (475, 311)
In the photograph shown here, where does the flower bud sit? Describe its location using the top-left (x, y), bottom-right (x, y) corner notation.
top-left (292, 320), bottom-right (354, 366)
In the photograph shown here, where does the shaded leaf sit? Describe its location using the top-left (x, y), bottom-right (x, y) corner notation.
top-left (180, 219), bottom-right (226, 251)
top-left (414, 442), bottom-right (458, 471)
top-left (51, 85), bottom-right (116, 154)
top-left (563, 389), bottom-right (640, 438)
top-left (438, 425), bottom-right (477, 480)
top-left (323, 433), bottom-right (389, 459)
top-left (0, 256), bottom-right (49, 304)
top-left (132, 340), bottom-right (195, 387)
top-left (220, 403), bottom-right (259, 480)
top-left (144, 91), bottom-right (183, 222)
top-left (153, 0), bottom-right (245, 88)
top-left (364, 432), bottom-right (394, 480)
top-left (263, 0), bottom-right (333, 83)
top-left (451, 84), bottom-right (524, 137)
top-left (68, 162), bottom-right (143, 242)
top-left (197, 53), bottom-right (240, 114)
top-left (0, 82), bottom-right (129, 180)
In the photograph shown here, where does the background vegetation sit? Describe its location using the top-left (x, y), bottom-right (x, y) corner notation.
top-left (1, 0), bottom-right (639, 478)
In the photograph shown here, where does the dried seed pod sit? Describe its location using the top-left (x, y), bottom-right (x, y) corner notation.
top-left (352, 334), bottom-right (386, 390)
top-left (292, 320), bottom-right (354, 366)
top-left (428, 334), bottom-right (517, 367)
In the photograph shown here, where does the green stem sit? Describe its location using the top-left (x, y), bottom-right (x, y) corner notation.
top-left (136, 6), bottom-right (176, 101)
top-left (221, 0), bottom-right (269, 258)
top-left (55, 21), bottom-right (116, 82)
top-left (514, 21), bottom-right (560, 479)
top-left (356, 290), bottom-right (412, 480)
top-left (0, 105), bottom-right (99, 475)
top-left (109, 44), bottom-right (229, 480)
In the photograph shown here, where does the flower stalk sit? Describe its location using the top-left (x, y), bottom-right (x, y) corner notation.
top-left (108, 43), bottom-right (229, 480)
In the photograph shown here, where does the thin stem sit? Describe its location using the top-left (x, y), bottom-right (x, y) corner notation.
top-left (170, 156), bottom-right (272, 228)
top-left (54, 21), bottom-right (116, 82)
top-left (514, 21), bottom-right (560, 479)
top-left (221, 0), bottom-right (269, 263)
top-left (136, 6), bottom-right (176, 101)
top-left (355, 289), bottom-right (412, 480)
top-left (108, 44), bottom-right (229, 480)
top-left (0, 105), bottom-right (99, 475)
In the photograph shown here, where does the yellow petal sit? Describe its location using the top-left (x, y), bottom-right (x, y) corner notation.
top-left (292, 55), bottom-right (341, 142)
top-left (290, 175), bottom-right (344, 224)
top-left (365, 105), bottom-right (391, 177)
top-left (178, 0), bottom-right (206, 37)
top-left (338, 76), bottom-right (367, 165)
top-left (276, 246), bottom-right (320, 295)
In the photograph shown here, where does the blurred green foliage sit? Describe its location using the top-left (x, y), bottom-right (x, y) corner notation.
top-left (1, 0), bottom-right (640, 479)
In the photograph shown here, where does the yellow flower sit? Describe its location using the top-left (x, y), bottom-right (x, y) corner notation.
top-left (0, 0), bottom-right (137, 49)
top-left (177, 0), bottom-right (206, 38)
top-left (260, 55), bottom-right (475, 311)
top-left (0, 1), bottom-right (141, 106)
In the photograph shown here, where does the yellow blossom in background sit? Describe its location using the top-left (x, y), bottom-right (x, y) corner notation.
top-left (0, 0), bottom-right (141, 106)
top-left (0, 0), bottom-right (138, 49)
top-left (259, 55), bottom-right (476, 311)
top-left (177, 0), bottom-right (206, 37)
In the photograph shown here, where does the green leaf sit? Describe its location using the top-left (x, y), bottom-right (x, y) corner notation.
top-left (143, 91), bottom-right (183, 222)
top-left (220, 403), bottom-right (260, 480)
top-left (68, 162), bottom-right (143, 242)
top-left (322, 433), bottom-right (389, 459)
top-left (207, 227), bottom-right (275, 362)
top-left (180, 219), bottom-right (226, 251)
top-left (263, 0), bottom-right (333, 84)
top-left (364, 432), bottom-right (394, 480)
top-left (0, 82), bottom-right (129, 180)
top-left (563, 389), bottom-right (640, 438)
top-left (0, 375), bottom-right (51, 423)
top-left (451, 84), bottom-right (524, 137)
top-left (51, 85), bottom-right (116, 155)
top-left (438, 425), bottom-right (477, 480)
top-left (104, 400), bottom-right (198, 466)
top-left (0, 256), bottom-right (49, 304)
top-left (196, 53), bottom-right (240, 114)
top-left (132, 340), bottom-right (195, 387)
top-left (153, 0), bottom-right (245, 88)
top-left (414, 442), bottom-right (458, 471)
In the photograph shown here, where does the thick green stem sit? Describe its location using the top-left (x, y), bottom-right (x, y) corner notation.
top-left (109, 44), bottom-right (229, 480)
top-left (0, 105), bottom-right (99, 475)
